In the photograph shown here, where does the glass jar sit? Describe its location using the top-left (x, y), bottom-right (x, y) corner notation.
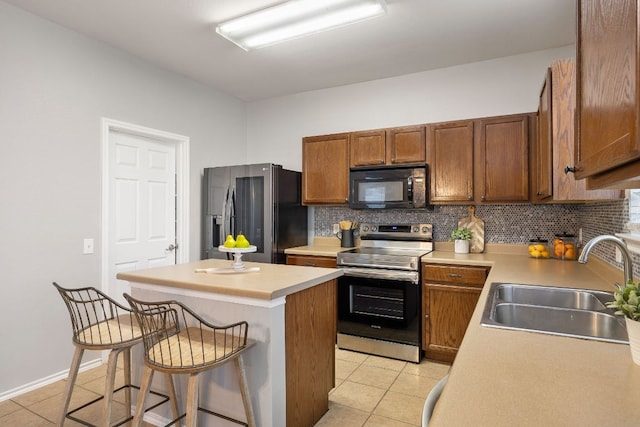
top-left (552, 233), bottom-right (578, 260)
top-left (528, 239), bottom-right (550, 259)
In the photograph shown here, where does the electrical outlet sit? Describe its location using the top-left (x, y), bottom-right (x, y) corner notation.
top-left (616, 246), bottom-right (623, 263)
top-left (83, 238), bottom-right (94, 254)
top-left (332, 224), bottom-right (340, 234)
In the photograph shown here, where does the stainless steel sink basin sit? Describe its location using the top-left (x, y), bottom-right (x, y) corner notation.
top-left (481, 282), bottom-right (628, 344)
top-left (496, 283), bottom-right (612, 311)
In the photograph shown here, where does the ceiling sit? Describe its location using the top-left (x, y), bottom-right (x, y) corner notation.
top-left (3, 0), bottom-right (576, 101)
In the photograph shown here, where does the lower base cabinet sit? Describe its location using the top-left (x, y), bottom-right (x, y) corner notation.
top-left (422, 263), bottom-right (490, 363)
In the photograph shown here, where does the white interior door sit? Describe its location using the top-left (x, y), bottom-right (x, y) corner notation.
top-left (107, 129), bottom-right (177, 304)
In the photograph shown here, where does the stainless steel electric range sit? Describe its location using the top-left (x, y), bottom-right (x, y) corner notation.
top-left (336, 223), bottom-right (433, 363)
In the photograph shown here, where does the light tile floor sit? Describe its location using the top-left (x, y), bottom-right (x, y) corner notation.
top-left (317, 348), bottom-right (450, 427)
top-left (0, 348), bottom-right (449, 426)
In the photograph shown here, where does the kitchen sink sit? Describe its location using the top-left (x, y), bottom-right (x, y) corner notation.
top-left (496, 283), bottom-right (612, 311)
top-left (481, 282), bottom-right (628, 344)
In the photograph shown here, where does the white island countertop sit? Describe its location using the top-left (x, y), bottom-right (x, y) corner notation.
top-left (117, 258), bottom-right (343, 300)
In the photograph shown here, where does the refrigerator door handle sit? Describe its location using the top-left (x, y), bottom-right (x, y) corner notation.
top-left (230, 186), bottom-right (236, 237)
top-left (221, 186), bottom-right (230, 242)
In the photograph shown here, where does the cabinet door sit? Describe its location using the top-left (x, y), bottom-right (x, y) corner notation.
top-left (302, 134), bottom-right (349, 204)
top-left (536, 68), bottom-right (553, 200)
top-left (388, 126), bottom-right (426, 164)
top-left (350, 130), bottom-right (386, 167)
top-left (428, 120), bottom-right (474, 203)
top-left (423, 284), bottom-right (481, 363)
top-left (477, 115), bottom-right (530, 202)
top-left (551, 59), bottom-right (622, 200)
top-left (576, 0), bottom-right (640, 179)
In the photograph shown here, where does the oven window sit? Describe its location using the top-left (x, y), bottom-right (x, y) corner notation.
top-left (358, 181), bottom-right (404, 202)
top-left (350, 284), bottom-right (404, 320)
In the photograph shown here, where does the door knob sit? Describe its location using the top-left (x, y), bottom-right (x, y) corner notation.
top-left (166, 244), bottom-right (178, 252)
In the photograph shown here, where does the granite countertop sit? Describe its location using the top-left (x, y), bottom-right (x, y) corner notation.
top-left (117, 258), bottom-right (342, 300)
top-left (423, 249), bottom-right (637, 427)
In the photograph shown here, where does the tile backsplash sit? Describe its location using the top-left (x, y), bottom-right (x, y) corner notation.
top-left (314, 198), bottom-right (640, 278)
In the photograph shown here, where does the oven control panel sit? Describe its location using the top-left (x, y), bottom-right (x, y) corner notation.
top-left (359, 223), bottom-right (432, 241)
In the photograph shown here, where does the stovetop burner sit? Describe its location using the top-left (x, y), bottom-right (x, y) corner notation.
top-left (336, 223), bottom-right (433, 271)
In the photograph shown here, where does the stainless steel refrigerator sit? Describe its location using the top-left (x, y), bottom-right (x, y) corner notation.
top-left (202, 163), bottom-right (308, 264)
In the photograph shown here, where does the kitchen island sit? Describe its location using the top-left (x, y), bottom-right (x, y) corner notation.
top-left (423, 249), bottom-right (640, 426)
top-left (117, 259), bottom-right (343, 427)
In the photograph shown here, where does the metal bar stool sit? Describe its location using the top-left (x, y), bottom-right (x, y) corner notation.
top-left (53, 282), bottom-right (179, 427)
top-left (124, 293), bottom-right (256, 427)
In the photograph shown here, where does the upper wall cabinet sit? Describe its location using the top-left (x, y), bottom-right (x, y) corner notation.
top-left (350, 130), bottom-right (386, 167)
top-left (535, 67), bottom-right (553, 200)
top-left (302, 133), bottom-right (349, 205)
top-left (477, 114), bottom-right (532, 203)
top-left (350, 126), bottom-right (426, 168)
top-left (575, 0), bottom-right (640, 188)
top-left (428, 120), bottom-right (475, 203)
top-left (388, 126), bottom-right (426, 165)
top-left (534, 59), bottom-right (621, 202)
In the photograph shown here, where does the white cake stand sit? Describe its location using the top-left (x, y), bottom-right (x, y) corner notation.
top-left (213, 245), bottom-right (258, 272)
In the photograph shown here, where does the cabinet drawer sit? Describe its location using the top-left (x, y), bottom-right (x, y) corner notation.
top-left (423, 264), bottom-right (488, 286)
top-left (286, 255), bottom-right (337, 268)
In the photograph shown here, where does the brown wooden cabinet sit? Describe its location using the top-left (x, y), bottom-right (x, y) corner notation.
top-left (388, 125), bottom-right (426, 165)
top-left (350, 126), bottom-right (426, 168)
top-left (428, 120), bottom-right (474, 203)
top-left (422, 263), bottom-right (489, 363)
top-left (536, 68), bottom-right (553, 201)
top-left (302, 133), bottom-right (349, 205)
top-left (350, 130), bottom-right (386, 167)
top-left (534, 59), bottom-right (621, 201)
top-left (285, 279), bottom-right (336, 426)
top-left (575, 0), bottom-right (640, 188)
top-left (477, 114), bottom-right (532, 202)
top-left (286, 254), bottom-right (337, 268)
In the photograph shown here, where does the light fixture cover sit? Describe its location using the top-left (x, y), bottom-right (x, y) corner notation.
top-left (216, 0), bottom-right (387, 50)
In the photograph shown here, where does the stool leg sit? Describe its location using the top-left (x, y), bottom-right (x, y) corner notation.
top-left (185, 373), bottom-right (201, 427)
top-left (123, 347), bottom-right (132, 419)
top-left (102, 347), bottom-right (123, 427)
top-left (164, 373), bottom-right (180, 423)
top-left (234, 355), bottom-right (256, 427)
top-left (131, 364), bottom-right (154, 427)
top-left (58, 346), bottom-right (84, 427)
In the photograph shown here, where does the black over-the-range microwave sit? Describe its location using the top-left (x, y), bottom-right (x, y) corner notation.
top-left (348, 165), bottom-right (429, 209)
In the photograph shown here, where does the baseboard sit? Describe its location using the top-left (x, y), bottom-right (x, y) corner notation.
top-left (0, 358), bottom-right (102, 402)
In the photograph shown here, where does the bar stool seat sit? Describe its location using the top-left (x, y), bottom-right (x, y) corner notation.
top-left (124, 293), bottom-right (256, 427)
top-left (53, 282), bottom-right (178, 427)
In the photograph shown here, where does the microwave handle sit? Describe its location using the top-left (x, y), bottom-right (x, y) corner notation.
top-left (407, 176), bottom-right (413, 202)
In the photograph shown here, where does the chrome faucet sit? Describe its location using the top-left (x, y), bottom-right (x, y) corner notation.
top-left (578, 235), bottom-right (634, 286)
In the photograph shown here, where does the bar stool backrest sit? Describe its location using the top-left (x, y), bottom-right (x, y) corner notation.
top-left (124, 293), bottom-right (249, 373)
top-left (53, 282), bottom-right (142, 349)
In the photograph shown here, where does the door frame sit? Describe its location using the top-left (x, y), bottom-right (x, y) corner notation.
top-left (101, 118), bottom-right (190, 295)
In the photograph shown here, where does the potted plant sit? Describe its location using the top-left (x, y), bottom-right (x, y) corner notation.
top-left (607, 280), bottom-right (640, 364)
top-left (450, 228), bottom-right (473, 254)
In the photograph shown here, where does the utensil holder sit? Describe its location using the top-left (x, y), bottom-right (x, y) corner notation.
top-left (337, 229), bottom-right (356, 247)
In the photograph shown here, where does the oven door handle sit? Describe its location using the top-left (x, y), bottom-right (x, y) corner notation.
top-left (339, 267), bottom-right (420, 284)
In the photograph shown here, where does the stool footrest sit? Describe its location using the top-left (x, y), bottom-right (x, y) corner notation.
top-left (64, 384), bottom-right (171, 427)
top-left (162, 406), bottom-right (248, 427)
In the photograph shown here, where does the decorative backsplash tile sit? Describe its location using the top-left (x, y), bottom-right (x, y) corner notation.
top-left (315, 198), bottom-right (640, 278)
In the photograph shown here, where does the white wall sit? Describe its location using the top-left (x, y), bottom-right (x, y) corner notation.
top-left (245, 45), bottom-right (575, 171)
top-left (0, 2), bottom-right (247, 396)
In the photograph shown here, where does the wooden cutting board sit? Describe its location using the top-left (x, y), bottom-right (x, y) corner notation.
top-left (458, 206), bottom-right (485, 253)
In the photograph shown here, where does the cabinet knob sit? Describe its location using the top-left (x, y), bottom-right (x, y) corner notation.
top-left (481, 195), bottom-right (486, 201)
top-left (564, 165), bottom-right (577, 175)
top-left (467, 195), bottom-right (473, 201)
top-left (380, 159), bottom-right (386, 164)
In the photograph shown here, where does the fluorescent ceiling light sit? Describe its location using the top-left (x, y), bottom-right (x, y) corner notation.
top-left (216, 0), bottom-right (387, 50)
